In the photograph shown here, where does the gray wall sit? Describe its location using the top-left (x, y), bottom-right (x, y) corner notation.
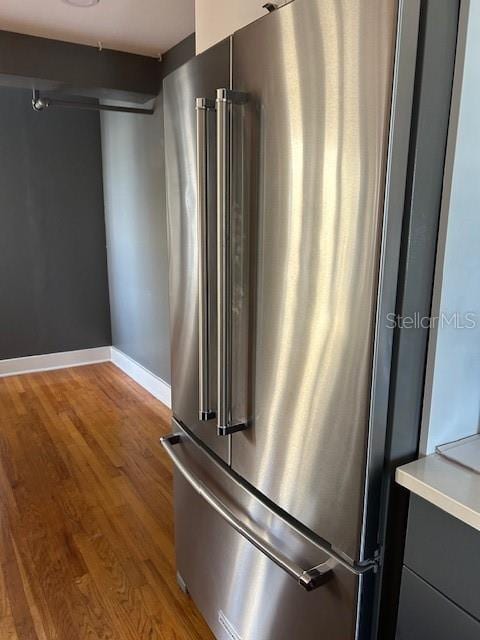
top-left (0, 87), bottom-right (111, 359)
top-left (101, 99), bottom-right (171, 382)
top-left (421, 0), bottom-right (480, 454)
top-left (100, 35), bottom-right (194, 384)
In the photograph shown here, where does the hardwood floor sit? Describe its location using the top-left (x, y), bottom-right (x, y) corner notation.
top-left (0, 363), bottom-right (214, 640)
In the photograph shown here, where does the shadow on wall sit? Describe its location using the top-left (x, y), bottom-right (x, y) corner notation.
top-left (100, 33), bottom-right (195, 384)
top-left (101, 98), bottom-right (171, 383)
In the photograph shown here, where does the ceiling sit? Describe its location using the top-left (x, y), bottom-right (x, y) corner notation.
top-left (0, 0), bottom-right (195, 57)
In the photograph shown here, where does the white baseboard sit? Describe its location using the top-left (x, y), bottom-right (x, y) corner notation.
top-left (111, 347), bottom-right (171, 408)
top-left (0, 346), bottom-right (111, 378)
top-left (0, 345), bottom-right (172, 410)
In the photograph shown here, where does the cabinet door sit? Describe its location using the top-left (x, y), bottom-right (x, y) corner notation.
top-left (405, 496), bottom-right (480, 621)
top-left (397, 567), bottom-right (480, 640)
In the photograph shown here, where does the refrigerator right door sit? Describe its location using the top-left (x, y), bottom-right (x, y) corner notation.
top-left (230, 0), bottom-right (398, 562)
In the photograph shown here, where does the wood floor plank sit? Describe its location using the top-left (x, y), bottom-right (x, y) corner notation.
top-left (0, 616), bottom-right (19, 640)
top-left (0, 364), bottom-right (214, 640)
top-left (11, 537), bottom-right (49, 640)
top-left (0, 523), bottom-right (39, 640)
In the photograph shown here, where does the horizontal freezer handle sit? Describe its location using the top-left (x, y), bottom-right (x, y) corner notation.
top-left (161, 433), bottom-right (335, 591)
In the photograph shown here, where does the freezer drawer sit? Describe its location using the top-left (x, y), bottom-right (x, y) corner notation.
top-left (396, 567), bottom-right (480, 640)
top-left (175, 472), bottom-right (361, 640)
top-left (163, 422), bottom-right (376, 640)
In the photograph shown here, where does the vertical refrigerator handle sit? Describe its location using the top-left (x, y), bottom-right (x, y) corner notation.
top-left (216, 88), bottom-right (249, 437)
top-left (196, 98), bottom-right (216, 421)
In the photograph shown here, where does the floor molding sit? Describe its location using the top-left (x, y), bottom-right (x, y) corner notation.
top-left (0, 346), bottom-right (172, 409)
top-left (111, 347), bottom-right (171, 409)
top-left (0, 346), bottom-right (111, 378)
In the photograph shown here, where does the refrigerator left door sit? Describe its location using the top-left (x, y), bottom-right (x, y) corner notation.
top-left (164, 39), bottom-right (231, 462)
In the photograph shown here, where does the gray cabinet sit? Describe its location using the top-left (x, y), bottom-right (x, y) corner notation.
top-left (396, 496), bottom-right (480, 638)
top-left (405, 494), bottom-right (480, 619)
top-left (397, 567), bottom-right (480, 640)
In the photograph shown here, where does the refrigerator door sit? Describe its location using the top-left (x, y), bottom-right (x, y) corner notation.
top-left (228, 0), bottom-right (399, 560)
top-left (164, 40), bottom-right (230, 461)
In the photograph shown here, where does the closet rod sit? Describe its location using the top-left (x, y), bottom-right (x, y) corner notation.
top-left (31, 90), bottom-right (154, 115)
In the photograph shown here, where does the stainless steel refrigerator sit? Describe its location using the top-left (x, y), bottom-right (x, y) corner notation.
top-left (162, 0), bottom-right (426, 638)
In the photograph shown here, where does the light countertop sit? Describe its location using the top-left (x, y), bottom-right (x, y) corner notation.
top-left (396, 454), bottom-right (480, 532)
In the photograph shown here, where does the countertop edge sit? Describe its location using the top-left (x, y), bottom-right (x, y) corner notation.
top-left (395, 458), bottom-right (480, 533)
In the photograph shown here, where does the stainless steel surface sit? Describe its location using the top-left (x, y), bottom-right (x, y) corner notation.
top-left (177, 473), bottom-right (363, 640)
top-left (229, 0), bottom-right (399, 561)
top-left (164, 39), bottom-right (230, 461)
top-left (162, 432), bottom-right (336, 590)
top-left (216, 89), bottom-right (249, 436)
top-left (169, 418), bottom-right (377, 577)
top-left (196, 97), bottom-right (216, 422)
top-left (165, 0), bottom-right (424, 637)
top-left (172, 421), bottom-right (363, 639)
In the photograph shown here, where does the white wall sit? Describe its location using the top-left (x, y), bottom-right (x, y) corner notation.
top-left (421, 0), bottom-right (480, 454)
top-left (101, 98), bottom-right (171, 383)
top-left (195, 0), bottom-right (269, 53)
